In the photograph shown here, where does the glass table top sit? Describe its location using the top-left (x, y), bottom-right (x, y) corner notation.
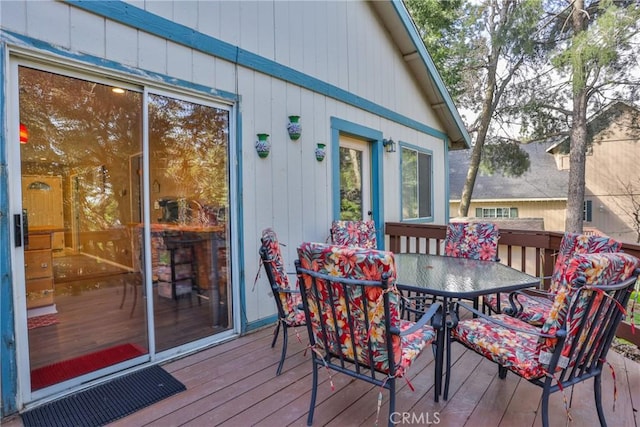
top-left (394, 253), bottom-right (540, 297)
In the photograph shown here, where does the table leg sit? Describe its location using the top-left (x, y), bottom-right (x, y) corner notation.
top-left (433, 296), bottom-right (449, 401)
top-left (443, 299), bottom-right (458, 400)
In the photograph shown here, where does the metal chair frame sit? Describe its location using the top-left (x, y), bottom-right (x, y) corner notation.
top-left (450, 272), bottom-right (639, 427)
top-left (296, 261), bottom-right (441, 427)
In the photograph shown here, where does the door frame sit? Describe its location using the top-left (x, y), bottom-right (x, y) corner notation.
top-left (330, 117), bottom-right (384, 247)
top-left (6, 56), bottom-right (241, 408)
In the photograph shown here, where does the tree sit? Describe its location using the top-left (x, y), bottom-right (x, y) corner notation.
top-left (408, 0), bottom-right (640, 232)
top-left (407, 0), bottom-right (545, 218)
top-left (506, 0), bottom-right (640, 232)
top-left (612, 178), bottom-right (640, 243)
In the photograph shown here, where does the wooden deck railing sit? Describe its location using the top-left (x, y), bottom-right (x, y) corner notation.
top-left (385, 222), bottom-right (640, 347)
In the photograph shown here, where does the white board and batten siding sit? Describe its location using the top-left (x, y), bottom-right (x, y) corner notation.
top-left (1, 0), bottom-right (452, 326)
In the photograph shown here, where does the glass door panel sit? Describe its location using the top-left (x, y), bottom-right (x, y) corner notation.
top-left (339, 136), bottom-right (372, 220)
top-left (19, 67), bottom-right (148, 391)
top-left (147, 93), bottom-right (232, 351)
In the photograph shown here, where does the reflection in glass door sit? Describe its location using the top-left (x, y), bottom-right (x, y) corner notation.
top-left (339, 136), bottom-right (372, 220)
top-left (147, 93), bottom-right (232, 351)
top-left (16, 65), bottom-right (234, 393)
top-left (19, 66), bottom-right (148, 391)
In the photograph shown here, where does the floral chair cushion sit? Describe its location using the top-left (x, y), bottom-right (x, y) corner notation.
top-left (538, 252), bottom-right (640, 368)
top-left (455, 252), bottom-right (639, 379)
top-left (260, 228), bottom-right (305, 326)
top-left (330, 220), bottom-right (377, 249)
top-left (483, 293), bottom-right (553, 326)
top-left (444, 222), bottom-right (499, 261)
top-left (297, 242), bottom-right (435, 377)
top-left (484, 232), bottom-right (621, 322)
top-left (548, 233), bottom-right (622, 294)
top-left (451, 314), bottom-right (546, 380)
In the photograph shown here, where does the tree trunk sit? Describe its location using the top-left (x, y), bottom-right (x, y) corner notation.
top-left (565, 0), bottom-right (588, 233)
top-left (458, 102), bottom-right (493, 218)
top-left (566, 92), bottom-right (587, 233)
top-left (458, 1), bottom-right (503, 218)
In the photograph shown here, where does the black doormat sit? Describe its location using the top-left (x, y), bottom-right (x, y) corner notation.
top-left (22, 365), bottom-right (186, 427)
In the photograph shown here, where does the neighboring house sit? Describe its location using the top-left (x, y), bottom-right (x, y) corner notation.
top-left (449, 102), bottom-right (640, 243)
top-left (0, 0), bottom-right (469, 417)
top-left (548, 102), bottom-right (640, 243)
top-left (449, 141), bottom-right (569, 231)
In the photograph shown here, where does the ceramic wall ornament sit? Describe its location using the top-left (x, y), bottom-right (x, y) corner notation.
top-left (315, 143), bottom-right (326, 162)
top-left (256, 133), bottom-right (271, 158)
top-left (287, 115), bottom-right (302, 140)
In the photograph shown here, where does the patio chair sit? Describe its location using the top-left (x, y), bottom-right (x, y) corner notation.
top-left (440, 221), bottom-right (500, 313)
top-left (484, 232), bottom-right (622, 324)
top-left (258, 228), bottom-right (306, 376)
top-left (296, 242), bottom-right (441, 427)
top-left (449, 251), bottom-right (640, 426)
top-left (444, 221), bottom-right (500, 261)
top-left (330, 219), bottom-right (377, 248)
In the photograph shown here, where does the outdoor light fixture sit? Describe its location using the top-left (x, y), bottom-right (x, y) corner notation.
top-left (383, 138), bottom-right (396, 153)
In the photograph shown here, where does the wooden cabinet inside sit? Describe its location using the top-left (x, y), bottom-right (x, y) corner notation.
top-left (25, 232), bottom-right (54, 309)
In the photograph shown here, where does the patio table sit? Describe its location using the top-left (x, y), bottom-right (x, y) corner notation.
top-left (394, 253), bottom-right (540, 401)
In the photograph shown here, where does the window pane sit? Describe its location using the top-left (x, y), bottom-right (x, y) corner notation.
top-left (148, 94), bottom-right (232, 351)
top-left (339, 146), bottom-right (363, 220)
top-left (401, 148), bottom-right (418, 219)
top-left (19, 66), bottom-right (147, 389)
top-left (402, 148), bottom-right (432, 220)
top-left (418, 152), bottom-right (432, 217)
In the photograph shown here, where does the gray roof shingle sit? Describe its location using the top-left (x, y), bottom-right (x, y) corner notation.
top-left (449, 141), bottom-right (569, 200)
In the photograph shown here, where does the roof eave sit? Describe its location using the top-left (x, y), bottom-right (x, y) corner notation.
top-left (371, 1), bottom-right (471, 149)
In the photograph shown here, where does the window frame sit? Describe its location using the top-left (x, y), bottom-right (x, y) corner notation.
top-left (475, 207), bottom-right (519, 219)
top-left (400, 143), bottom-right (433, 222)
top-left (584, 200), bottom-right (593, 222)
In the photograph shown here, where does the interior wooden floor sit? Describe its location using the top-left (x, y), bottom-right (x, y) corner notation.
top-left (28, 252), bottom-right (231, 370)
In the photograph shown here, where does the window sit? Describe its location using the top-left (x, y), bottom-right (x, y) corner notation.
top-left (401, 146), bottom-right (432, 220)
top-left (475, 207), bottom-right (519, 218)
top-left (584, 200), bottom-right (593, 222)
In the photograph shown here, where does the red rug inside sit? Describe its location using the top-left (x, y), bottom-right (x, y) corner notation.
top-left (31, 343), bottom-right (147, 390)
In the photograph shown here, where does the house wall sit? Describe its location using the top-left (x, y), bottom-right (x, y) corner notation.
top-left (584, 110), bottom-right (640, 243)
top-left (449, 200), bottom-right (567, 232)
top-left (1, 1), bottom-right (451, 327)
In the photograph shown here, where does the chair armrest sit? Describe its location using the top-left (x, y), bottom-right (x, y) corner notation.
top-left (398, 302), bottom-right (442, 336)
top-left (454, 301), bottom-right (557, 339)
top-left (503, 288), bottom-right (553, 316)
top-left (504, 290), bottom-right (528, 316)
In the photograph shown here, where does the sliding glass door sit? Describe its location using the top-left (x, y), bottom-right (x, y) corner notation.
top-left (14, 64), bottom-right (233, 395)
top-left (147, 92), bottom-right (231, 351)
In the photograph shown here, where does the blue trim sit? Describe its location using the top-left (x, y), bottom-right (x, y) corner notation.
top-left (390, 0), bottom-right (471, 148)
top-left (235, 108), bottom-right (248, 333)
top-left (399, 141), bottom-right (435, 223)
top-left (444, 137), bottom-right (451, 221)
top-left (245, 315), bottom-right (278, 333)
top-left (0, 41), bottom-right (18, 415)
top-left (0, 34), bottom-right (247, 409)
top-left (330, 118), bottom-right (384, 248)
top-left (1, 30), bottom-right (239, 104)
top-left (62, 0), bottom-right (454, 144)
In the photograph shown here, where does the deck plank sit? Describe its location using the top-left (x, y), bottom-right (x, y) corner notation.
top-left (2, 325), bottom-right (639, 427)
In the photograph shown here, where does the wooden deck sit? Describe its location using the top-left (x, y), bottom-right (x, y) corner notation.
top-left (7, 323), bottom-right (639, 427)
